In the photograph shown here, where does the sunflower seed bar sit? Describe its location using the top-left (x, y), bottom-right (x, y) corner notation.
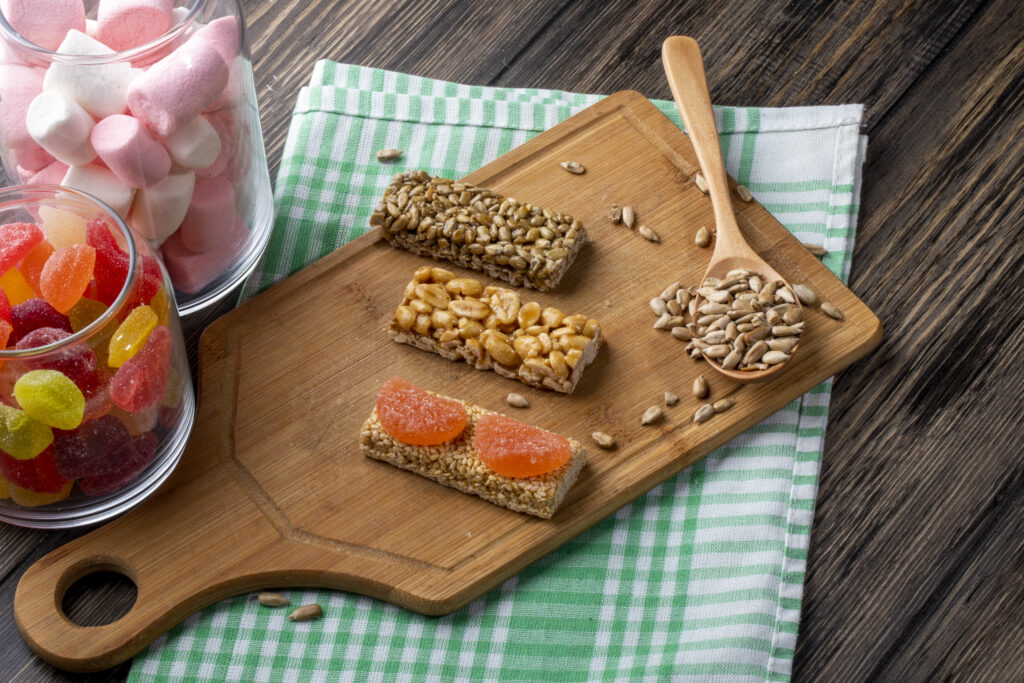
top-left (370, 170), bottom-right (586, 291)
top-left (389, 266), bottom-right (603, 393)
top-left (360, 402), bottom-right (586, 519)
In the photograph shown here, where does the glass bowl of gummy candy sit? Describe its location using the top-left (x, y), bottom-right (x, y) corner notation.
top-left (0, 0), bottom-right (275, 315)
top-left (0, 184), bottom-right (195, 528)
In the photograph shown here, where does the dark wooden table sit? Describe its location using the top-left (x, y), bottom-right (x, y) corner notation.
top-left (3, 0), bottom-right (1022, 679)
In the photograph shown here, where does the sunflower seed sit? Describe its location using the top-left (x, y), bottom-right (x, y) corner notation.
top-left (722, 348), bottom-right (743, 369)
top-left (506, 393), bottom-right (529, 408)
top-left (376, 148), bottom-right (403, 161)
top-left (695, 225), bottom-right (711, 248)
top-left (609, 205), bottom-right (622, 223)
top-left (821, 301), bottom-right (845, 320)
top-left (638, 225), bottom-right (660, 243)
top-left (694, 172), bottom-right (708, 194)
top-left (802, 242), bottom-right (828, 257)
top-left (650, 297), bottom-right (668, 317)
top-left (591, 431), bottom-right (617, 449)
top-left (641, 405), bottom-right (665, 425)
top-left (666, 299), bottom-right (683, 316)
top-left (671, 326), bottom-right (694, 340)
top-left (257, 592), bottom-right (290, 607)
top-left (288, 603), bottom-right (323, 622)
top-left (693, 404), bottom-right (714, 423)
top-left (661, 282), bottom-right (682, 301)
top-left (704, 344), bottom-right (730, 359)
top-left (713, 397), bottom-right (735, 413)
top-left (762, 350), bottom-right (790, 365)
top-left (653, 312), bottom-right (673, 329)
top-left (735, 184), bottom-right (753, 202)
top-left (664, 391), bottom-right (680, 406)
top-left (560, 161), bottom-right (586, 174)
top-left (792, 284), bottom-right (818, 306)
top-left (622, 206), bottom-right (636, 229)
top-left (693, 375), bottom-right (709, 398)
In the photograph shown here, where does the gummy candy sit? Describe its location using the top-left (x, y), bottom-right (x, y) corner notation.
top-left (0, 472), bottom-right (8, 499)
top-left (110, 325), bottom-right (171, 413)
top-left (78, 432), bottom-right (158, 497)
top-left (13, 369), bottom-right (85, 430)
top-left (0, 287), bottom-right (9, 323)
top-left (38, 206), bottom-right (87, 248)
top-left (0, 446), bottom-right (67, 493)
top-left (0, 268), bottom-right (36, 306)
top-left (54, 415), bottom-right (131, 479)
top-left (40, 244), bottom-right (96, 313)
top-left (10, 298), bottom-right (72, 345)
top-left (9, 480), bottom-right (73, 506)
top-left (0, 403), bottom-right (53, 459)
top-left (108, 305), bottom-right (157, 368)
top-left (68, 298), bottom-right (108, 333)
top-left (111, 403), bottom-right (159, 435)
top-left (16, 327), bottom-right (99, 394)
top-left (149, 287), bottom-right (169, 325)
top-left (82, 369), bottom-right (113, 422)
top-left (0, 222), bottom-right (44, 273)
top-left (0, 321), bottom-right (10, 352)
top-left (86, 217), bottom-right (162, 306)
top-left (19, 240), bottom-right (54, 295)
top-left (376, 377), bottom-right (468, 446)
top-left (474, 413), bottom-right (572, 478)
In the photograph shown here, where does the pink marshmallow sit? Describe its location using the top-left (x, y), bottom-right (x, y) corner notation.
top-left (179, 176), bottom-right (235, 253)
top-left (0, 0), bottom-right (86, 51)
top-left (21, 159), bottom-right (69, 186)
top-left (129, 166), bottom-right (195, 245)
top-left (0, 63), bottom-right (45, 156)
top-left (126, 33), bottom-right (229, 137)
top-left (26, 90), bottom-right (97, 166)
top-left (91, 114), bottom-right (171, 188)
top-left (160, 213), bottom-right (248, 293)
top-left (96, 0), bottom-right (174, 52)
top-left (193, 16), bottom-right (240, 64)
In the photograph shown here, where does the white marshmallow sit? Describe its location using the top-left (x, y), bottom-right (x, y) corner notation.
top-left (160, 115), bottom-right (221, 169)
top-left (43, 30), bottom-right (134, 118)
top-left (62, 164), bottom-right (136, 217)
top-left (129, 166), bottom-right (195, 245)
top-left (26, 90), bottom-right (97, 166)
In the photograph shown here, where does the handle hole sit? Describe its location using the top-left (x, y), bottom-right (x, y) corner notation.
top-left (61, 570), bottom-right (138, 627)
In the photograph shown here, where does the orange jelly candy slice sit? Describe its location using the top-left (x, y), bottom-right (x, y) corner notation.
top-left (376, 377), bottom-right (468, 446)
top-left (475, 413), bottom-right (571, 478)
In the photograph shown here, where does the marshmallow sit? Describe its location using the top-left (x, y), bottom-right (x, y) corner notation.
top-left (195, 108), bottom-right (235, 179)
top-left (43, 30), bottom-right (134, 119)
top-left (129, 166), bottom-right (195, 245)
top-left (62, 163), bottom-right (136, 217)
top-left (91, 114), bottom-right (171, 188)
top-left (0, 0), bottom-right (86, 51)
top-left (126, 33), bottom-right (228, 137)
top-left (96, 0), bottom-right (175, 52)
top-left (194, 16), bottom-right (240, 64)
top-left (18, 160), bottom-right (68, 186)
top-left (179, 176), bottom-right (235, 252)
top-left (160, 115), bottom-right (221, 170)
top-left (160, 214), bottom-right (248, 293)
top-left (26, 91), bottom-right (97, 166)
top-left (0, 64), bottom-right (46, 160)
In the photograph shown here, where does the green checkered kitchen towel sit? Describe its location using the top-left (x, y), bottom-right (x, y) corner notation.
top-left (129, 62), bottom-right (866, 682)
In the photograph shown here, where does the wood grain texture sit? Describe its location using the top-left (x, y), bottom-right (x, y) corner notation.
top-left (0, 0), bottom-right (1020, 680)
top-left (12, 91), bottom-right (880, 673)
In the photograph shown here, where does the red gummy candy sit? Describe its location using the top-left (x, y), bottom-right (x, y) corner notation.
top-left (78, 431), bottom-right (158, 497)
top-left (0, 286), bottom-right (11, 323)
top-left (86, 217), bottom-right (161, 306)
top-left (0, 222), bottom-right (44, 274)
top-left (0, 446), bottom-right (68, 494)
top-left (10, 298), bottom-right (72, 345)
top-left (109, 325), bottom-right (171, 413)
top-left (0, 320), bottom-right (10, 350)
top-left (16, 327), bottom-right (99, 394)
top-left (54, 414), bottom-right (131, 479)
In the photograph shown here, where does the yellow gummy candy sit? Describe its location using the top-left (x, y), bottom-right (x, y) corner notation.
top-left (13, 369), bottom-right (85, 430)
top-left (109, 305), bottom-right (157, 368)
top-left (68, 298), bottom-right (109, 333)
top-left (150, 287), bottom-right (169, 326)
top-left (0, 403), bottom-right (54, 459)
top-left (39, 206), bottom-right (87, 248)
top-left (0, 268), bottom-right (36, 305)
top-left (10, 481), bottom-right (73, 507)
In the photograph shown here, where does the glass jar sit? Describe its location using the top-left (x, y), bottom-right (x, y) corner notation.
top-left (0, 0), bottom-right (274, 314)
top-left (0, 185), bottom-right (195, 528)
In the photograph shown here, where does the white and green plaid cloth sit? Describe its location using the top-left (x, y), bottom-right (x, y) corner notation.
top-left (129, 62), bottom-right (866, 682)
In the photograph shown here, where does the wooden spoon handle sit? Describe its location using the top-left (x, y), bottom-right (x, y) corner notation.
top-left (661, 36), bottom-right (742, 244)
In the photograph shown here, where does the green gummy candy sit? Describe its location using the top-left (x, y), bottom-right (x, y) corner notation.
top-left (0, 404), bottom-right (54, 460)
top-left (13, 369), bottom-right (85, 431)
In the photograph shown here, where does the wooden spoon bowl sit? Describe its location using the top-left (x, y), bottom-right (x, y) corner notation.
top-left (661, 35), bottom-right (801, 382)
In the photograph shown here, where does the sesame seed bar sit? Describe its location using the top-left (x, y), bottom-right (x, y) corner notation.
top-left (389, 266), bottom-right (603, 394)
top-left (360, 402), bottom-right (586, 519)
top-left (369, 170), bottom-right (586, 291)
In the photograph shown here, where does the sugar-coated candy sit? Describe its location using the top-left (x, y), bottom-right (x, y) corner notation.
top-left (0, 222), bottom-right (44, 274)
top-left (111, 402), bottom-right (158, 435)
top-left (39, 206), bottom-right (87, 248)
top-left (161, 363), bottom-right (182, 408)
top-left (0, 446), bottom-right (68, 493)
top-left (82, 368), bottom-right (113, 421)
top-left (0, 0), bottom-right (87, 51)
top-left (10, 298), bottom-right (72, 345)
top-left (78, 431), bottom-right (158, 497)
top-left (10, 480), bottom-right (73, 506)
top-left (0, 268), bottom-right (35, 306)
top-left (86, 217), bottom-right (161, 306)
top-left (108, 304), bottom-right (156, 367)
top-left (39, 244), bottom-right (96, 314)
top-left (0, 403), bottom-right (53, 459)
top-left (110, 325), bottom-right (170, 412)
top-left (96, 0), bottom-right (175, 52)
top-left (19, 239), bottom-right (55, 295)
top-left (16, 328), bottom-right (100, 395)
top-left (53, 414), bottom-right (130, 479)
top-left (68, 298), bottom-right (108, 333)
top-left (0, 287), bottom-right (10, 323)
top-left (0, 321), bottom-right (11, 352)
top-left (14, 369), bottom-right (86, 430)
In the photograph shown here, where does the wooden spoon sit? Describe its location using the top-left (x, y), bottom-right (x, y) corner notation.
top-left (661, 35), bottom-right (801, 382)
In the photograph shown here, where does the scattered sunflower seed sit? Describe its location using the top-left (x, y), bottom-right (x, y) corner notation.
top-left (560, 160), bottom-right (586, 174)
top-left (638, 225), bottom-right (660, 243)
top-left (506, 393), bottom-right (529, 408)
top-left (713, 397), bottom-right (735, 413)
top-left (257, 592), bottom-right (290, 607)
top-left (664, 391), bottom-right (680, 406)
top-left (694, 172), bottom-right (709, 194)
top-left (695, 225), bottom-right (711, 248)
top-left (693, 404), bottom-right (714, 423)
top-left (802, 242), bottom-right (828, 257)
top-left (821, 301), bottom-right (845, 320)
top-left (288, 603), bottom-right (323, 622)
top-left (650, 297), bottom-right (668, 317)
top-left (609, 205), bottom-right (623, 223)
top-left (792, 284), bottom-right (818, 307)
top-left (622, 206), bottom-right (636, 229)
top-left (641, 405), bottom-right (665, 425)
top-left (376, 148), bottom-right (403, 161)
top-left (693, 375), bottom-right (709, 399)
top-left (735, 184), bottom-right (753, 202)
top-left (591, 431), bottom-right (617, 449)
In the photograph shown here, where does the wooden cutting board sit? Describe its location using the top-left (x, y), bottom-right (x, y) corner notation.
top-left (14, 91), bottom-right (882, 672)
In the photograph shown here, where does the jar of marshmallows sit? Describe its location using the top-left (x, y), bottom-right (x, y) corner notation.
top-left (0, 0), bottom-right (274, 314)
